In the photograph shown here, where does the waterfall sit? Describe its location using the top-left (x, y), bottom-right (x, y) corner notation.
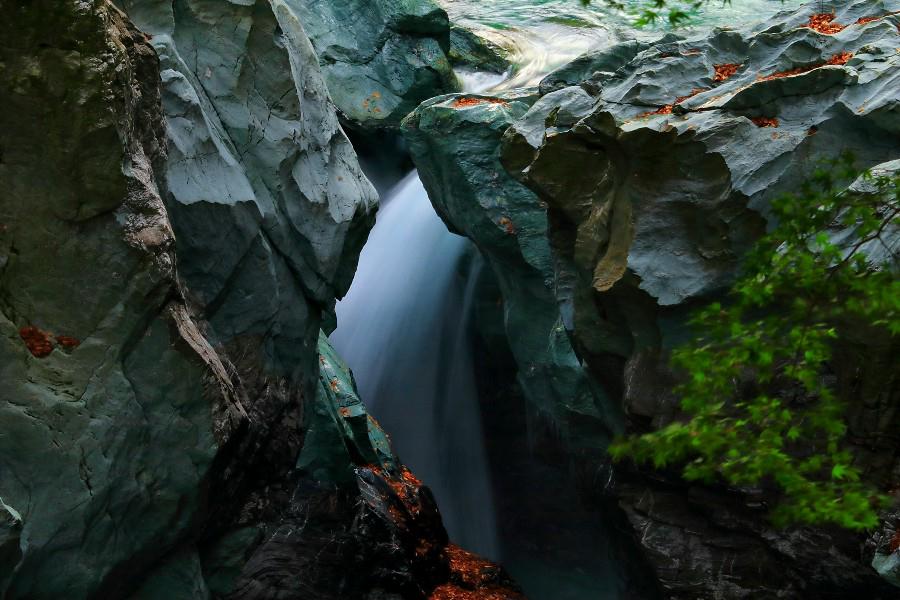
top-left (330, 173), bottom-right (500, 559)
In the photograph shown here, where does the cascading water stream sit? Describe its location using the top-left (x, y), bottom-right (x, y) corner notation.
top-left (330, 174), bottom-right (499, 559)
top-left (332, 0), bottom-right (802, 572)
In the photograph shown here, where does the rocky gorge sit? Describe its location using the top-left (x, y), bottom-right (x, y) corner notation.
top-left (0, 0), bottom-right (898, 599)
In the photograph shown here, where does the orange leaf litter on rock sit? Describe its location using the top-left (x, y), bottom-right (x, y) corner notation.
top-left (676, 88), bottom-right (709, 103)
top-left (56, 335), bottom-right (80, 350)
top-left (430, 585), bottom-right (518, 600)
top-left (751, 117), bottom-right (779, 128)
top-left (19, 326), bottom-right (54, 358)
top-left (761, 52), bottom-right (853, 81)
top-left (428, 544), bottom-right (526, 600)
top-left (639, 87), bottom-right (707, 118)
top-left (857, 11), bottom-right (900, 25)
top-left (368, 465), bottom-right (421, 504)
top-left (827, 52), bottom-right (854, 66)
top-left (807, 13), bottom-right (846, 34)
top-left (890, 529), bottom-right (900, 552)
top-left (451, 97), bottom-right (508, 108)
top-left (713, 63), bottom-right (742, 82)
top-left (445, 544), bottom-right (497, 589)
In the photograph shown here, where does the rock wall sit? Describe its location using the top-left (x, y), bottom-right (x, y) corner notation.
top-left (0, 2), bottom-right (247, 597)
top-left (292, 0), bottom-right (459, 130)
top-left (120, 0), bottom-right (378, 365)
top-left (405, 1), bottom-right (900, 597)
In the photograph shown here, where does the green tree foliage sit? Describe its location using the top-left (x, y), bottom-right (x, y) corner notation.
top-left (610, 156), bottom-right (900, 530)
top-left (582, 0), bottom-right (722, 26)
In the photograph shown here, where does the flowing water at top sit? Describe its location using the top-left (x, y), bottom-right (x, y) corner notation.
top-left (443, 0), bottom-right (802, 89)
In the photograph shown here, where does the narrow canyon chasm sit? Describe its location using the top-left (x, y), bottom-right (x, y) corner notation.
top-left (1, 1), bottom-right (899, 599)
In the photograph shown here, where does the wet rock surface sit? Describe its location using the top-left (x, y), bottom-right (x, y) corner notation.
top-left (292, 0), bottom-right (459, 130)
top-left (449, 26), bottom-right (512, 74)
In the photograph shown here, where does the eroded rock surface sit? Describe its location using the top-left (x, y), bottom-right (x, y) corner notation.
top-left (120, 0), bottom-right (378, 362)
top-left (292, 0), bottom-right (459, 129)
top-left (505, 3), bottom-right (900, 597)
top-left (404, 1), bottom-right (900, 597)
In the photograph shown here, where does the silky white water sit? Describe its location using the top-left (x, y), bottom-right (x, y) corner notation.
top-left (330, 174), bottom-right (499, 559)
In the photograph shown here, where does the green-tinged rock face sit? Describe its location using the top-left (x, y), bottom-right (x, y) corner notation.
top-left (403, 90), bottom-right (622, 450)
top-left (0, 500), bottom-right (21, 592)
top-left (494, 1), bottom-right (900, 597)
top-left (291, 0), bottom-right (459, 129)
top-left (400, 1), bottom-right (899, 597)
top-left (873, 551), bottom-right (900, 588)
top-left (0, 0), bottom-right (386, 597)
top-left (504, 0), bottom-right (900, 391)
top-left (0, 2), bottom-right (246, 597)
top-left (297, 332), bottom-right (397, 483)
top-left (119, 0), bottom-right (378, 379)
top-left (449, 25), bottom-right (512, 74)
top-left (129, 546), bottom-right (210, 600)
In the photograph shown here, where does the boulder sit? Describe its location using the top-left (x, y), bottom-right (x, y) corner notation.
top-left (296, 332), bottom-right (397, 484)
top-left (0, 3), bottom-right (247, 596)
top-left (449, 25), bottom-right (512, 74)
top-left (291, 0), bottom-right (460, 129)
top-left (120, 0), bottom-right (379, 361)
top-left (503, 0), bottom-right (900, 428)
top-left (0, 1), bottom-right (511, 598)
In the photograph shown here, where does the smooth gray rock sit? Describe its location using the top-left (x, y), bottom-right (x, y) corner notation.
top-left (292, 0), bottom-right (459, 129)
top-left (0, 3), bottom-right (247, 597)
top-left (121, 0), bottom-right (378, 375)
